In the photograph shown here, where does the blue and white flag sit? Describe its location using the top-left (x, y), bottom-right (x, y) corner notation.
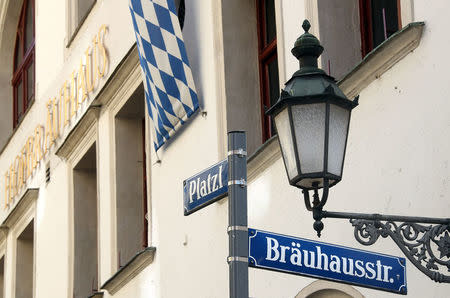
top-left (129, 0), bottom-right (199, 150)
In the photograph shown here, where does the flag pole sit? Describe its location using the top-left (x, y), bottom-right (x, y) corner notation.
top-left (227, 131), bottom-right (248, 298)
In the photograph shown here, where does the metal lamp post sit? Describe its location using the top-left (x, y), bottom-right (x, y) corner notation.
top-left (267, 20), bottom-right (450, 283)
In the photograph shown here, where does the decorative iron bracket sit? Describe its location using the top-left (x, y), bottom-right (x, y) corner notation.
top-left (303, 186), bottom-right (450, 283)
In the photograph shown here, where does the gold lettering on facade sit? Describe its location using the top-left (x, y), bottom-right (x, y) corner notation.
top-left (97, 25), bottom-right (108, 78)
top-left (52, 97), bottom-right (60, 139)
top-left (70, 71), bottom-right (77, 118)
top-left (15, 156), bottom-right (22, 194)
top-left (26, 136), bottom-right (34, 178)
top-left (4, 173), bottom-right (9, 209)
top-left (78, 61), bottom-right (88, 104)
top-left (20, 146), bottom-right (28, 184)
top-left (9, 164), bottom-right (15, 199)
top-left (45, 100), bottom-right (54, 154)
top-left (85, 46), bottom-right (95, 92)
top-left (4, 25), bottom-right (109, 209)
top-left (92, 34), bottom-right (99, 81)
top-left (63, 81), bottom-right (70, 127)
top-left (34, 125), bottom-right (43, 165)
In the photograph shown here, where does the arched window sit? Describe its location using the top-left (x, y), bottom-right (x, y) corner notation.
top-left (295, 280), bottom-right (364, 298)
top-left (12, 0), bottom-right (34, 127)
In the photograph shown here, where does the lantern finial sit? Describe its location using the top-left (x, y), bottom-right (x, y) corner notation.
top-left (302, 20), bottom-right (311, 33)
top-left (291, 19), bottom-right (324, 71)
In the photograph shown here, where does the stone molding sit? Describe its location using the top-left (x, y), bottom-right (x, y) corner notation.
top-left (338, 22), bottom-right (425, 99)
top-left (101, 247), bottom-right (156, 295)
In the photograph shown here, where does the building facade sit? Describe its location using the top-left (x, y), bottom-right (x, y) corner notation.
top-left (0, 0), bottom-right (448, 297)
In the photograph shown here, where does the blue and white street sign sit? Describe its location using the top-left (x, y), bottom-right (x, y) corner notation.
top-left (248, 228), bottom-right (407, 295)
top-left (183, 159), bottom-right (228, 215)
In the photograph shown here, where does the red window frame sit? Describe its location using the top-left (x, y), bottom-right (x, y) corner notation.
top-left (359, 0), bottom-right (402, 57)
top-left (256, 0), bottom-right (278, 142)
top-left (12, 0), bottom-right (35, 128)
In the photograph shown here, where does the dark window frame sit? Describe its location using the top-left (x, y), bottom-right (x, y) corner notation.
top-left (12, 0), bottom-right (35, 128)
top-left (359, 0), bottom-right (402, 57)
top-left (256, 0), bottom-right (278, 142)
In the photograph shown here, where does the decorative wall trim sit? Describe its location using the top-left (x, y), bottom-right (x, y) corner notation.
top-left (94, 45), bottom-right (142, 110)
top-left (1, 188), bottom-right (38, 228)
top-left (338, 22), bottom-right (425, 99)
top-left (88, 292), bottom-right (104, 298)
top-left (55, 107), bottom-right (100, 162)
top-left (101, 247), bottom-right (156, 295)
top-left (247, 136), bottom-right (281, 183)
top-left (295, 280), bottom-right (364, 298)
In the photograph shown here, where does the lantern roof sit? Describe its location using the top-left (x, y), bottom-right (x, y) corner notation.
top-left (267, 19), bottom-right (357, 117)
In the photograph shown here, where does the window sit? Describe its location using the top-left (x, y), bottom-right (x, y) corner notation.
top-left (15, 220), bottom-right (34, 298)
top-left (257, 0), bottom-right (279, 142)
top-left (12, 0), bottom-right (34, 128)
top-left (359, 0), bottom-right (401, 57)
top-left (73, 144), bottom-right (98, 298)
top-left (76, 0), bottom-right (95, 25)
top-left (114, 85), bottom-right (148, 269)
top-left (68, 0), bottom-right (96, 42)
top-left (221, 0), bottom-right (262, 155)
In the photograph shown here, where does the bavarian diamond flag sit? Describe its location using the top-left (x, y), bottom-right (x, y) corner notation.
top-left (129, 0), bottom-right (199, 150)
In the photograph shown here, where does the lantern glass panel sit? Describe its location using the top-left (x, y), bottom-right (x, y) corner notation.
top-left (274, 108), bottom-right (298, 180)
top-left (328, 104), bottom-right (350, 176)
top-left (292, 103), bottom-right (326, 174)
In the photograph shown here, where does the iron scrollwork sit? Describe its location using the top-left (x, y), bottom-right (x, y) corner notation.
top-left (302, 185), bottom-right (450, 283)
top-left (351, 219), bottom-right (450, 283)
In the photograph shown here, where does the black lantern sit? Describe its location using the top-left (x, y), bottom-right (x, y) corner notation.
top-left (267, 20), bottom-right (358, 191)
top-left (265, 20), bottom-right (450, 285)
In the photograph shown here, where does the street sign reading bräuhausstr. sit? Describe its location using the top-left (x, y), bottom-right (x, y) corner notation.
top-left (249, 228), bottom-right (407, 295)
top-left (183, 159), bottom-right (228, 215)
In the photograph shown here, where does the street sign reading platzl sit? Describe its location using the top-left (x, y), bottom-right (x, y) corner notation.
top-left (249, 228), bottom-right (407, 295)
top-left (183, 159), bottom-right (228, 215)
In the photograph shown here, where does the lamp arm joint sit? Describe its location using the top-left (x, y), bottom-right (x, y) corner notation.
top-left (304, 207), bottom-right (450, 284)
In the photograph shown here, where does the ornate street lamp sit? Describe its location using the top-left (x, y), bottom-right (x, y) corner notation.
top-left (267, 20), bottom-right (450, 283)
top-left (266, 21), bottom-right (358, 193)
